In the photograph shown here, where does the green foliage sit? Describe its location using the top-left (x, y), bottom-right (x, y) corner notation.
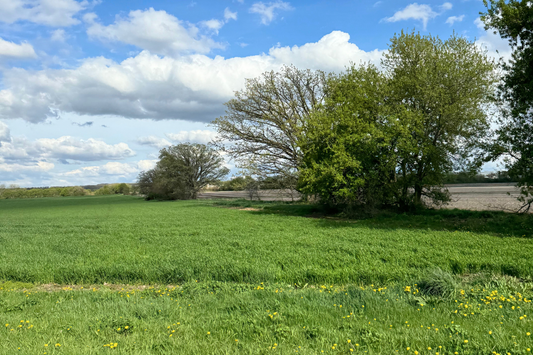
top-left (138, 143), bottom-right (229, 200)
top-left (94, 185), bottom-right (115, 195)
top-left (482, 0), bottom-right (533, 212)
top-left (218, 176), bottom-right (256, 191)
top-left (300, 31), bottom-right (497, 210)
top-left (0, 186), bottom-right (89, 199)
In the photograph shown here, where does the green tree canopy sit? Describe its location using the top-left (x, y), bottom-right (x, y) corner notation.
top-left (138, 143), bottom-right (229, 200)
top-left (300, 31), bottom-right (497, 210)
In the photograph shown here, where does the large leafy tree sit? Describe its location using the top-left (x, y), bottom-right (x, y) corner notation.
top-left (211, 65), bottom-right (328, 189)
top-left (481, 0), bottom-right (533, 212)
top-left (299, 64), bottom-right (402, 207)
top-left (138, 143), bottom-right (229, 200)
top-left (384, 31), bottom-right (497, 206)
top-left (300, 32), bottom-right (497, 210)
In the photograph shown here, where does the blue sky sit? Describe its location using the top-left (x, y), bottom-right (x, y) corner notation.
top-left (0, 0), bottom-right (510, 187)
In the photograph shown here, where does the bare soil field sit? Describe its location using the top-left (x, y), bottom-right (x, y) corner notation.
top-left (200, 183), bottom-right (526, 212)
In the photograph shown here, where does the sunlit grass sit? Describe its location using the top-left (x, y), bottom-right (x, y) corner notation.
top-left (1, 196), bottom-right (533, 354)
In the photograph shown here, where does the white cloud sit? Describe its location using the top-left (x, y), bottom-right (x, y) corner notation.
top-left (249, 1), bottom-right (292, 25)
top-left (65, 161), bottom-right (138, 177)
top-left (440, 2), bottom-right (453, 11)
top-left (0, 31), bottom-right (383, 124)
top-left (34, 136), bottom-right (136, 161)
top-left (446, 15), bottom-right (464, 26)
top-left (0, 135), bottom-right (135, 162)
top-left (224, 8), bottom-right (238, 21)
top-left (137, 159), bottom-right (157, 171)
top-left (474, 18), bottom-right (513, 62)
top-left (50, 29), bottom-right (67, 42)
top-left (200, 19), bottom-right (225, 34)
top-left (86, 8), bottom-right (224, 56)
top-left (166, 130), bottom-right (219, 144)
top-left (383, 2), bottom-right (452, 30)
top-left (0, 38), bottom-right (37, 59)
top-left (0, 121), bottom-right (10, 143)
top-left (0, 160), bottom-right (54, 173)
top-left (136, 135), bottom-right (172, 149)
top-left (0, 0), bottom-right (86, 27)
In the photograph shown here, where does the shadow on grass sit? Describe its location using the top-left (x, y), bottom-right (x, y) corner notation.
top-left (206, 199), bottom-right (533, 239)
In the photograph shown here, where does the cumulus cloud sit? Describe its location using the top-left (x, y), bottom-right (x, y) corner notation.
top-left (137, 159), bottom-right (157, 171)
top-left (33, 136), bottom-right (135, 161)
top-left (0, 31), bottom-right (383, 124)
top-left (446, 15), bottom-right (464, 26)
top-left (0, 160), bottom-right (54, 173)
top-left (200, 19), bottom-right (225, 34)
top-left (0, 135), bottom-right (135, 162)
top-left (250, 1), bottom-right (292, 25)
top-left (65, 161), bottom-right (138, 177)
top-left (0, 121), bottom-right (10, 143)
top-left (0, 38), bottom-right (37, 59)
top-left (64, 160), bottom-right (158, 180)
top-left (86, 8), bottom-right (224, 56)
top-left (166, 130), bottom-right (219, 144)
top-left (383, 2), bottom-right (452, 30)
top-left (0, 0), bottom-right (86, 27)
top-left (136, 135), bottom-right (172, 149)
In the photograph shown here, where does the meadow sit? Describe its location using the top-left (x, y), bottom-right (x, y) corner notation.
top-left (1, 196), bottom-right (533, 354)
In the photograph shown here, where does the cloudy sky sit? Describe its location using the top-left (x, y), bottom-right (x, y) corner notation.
top-left (0, 0), bottom-right (510, 187)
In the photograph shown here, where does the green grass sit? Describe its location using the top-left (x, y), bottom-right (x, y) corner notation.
top-left (1, 279), bottom-right (533, 354)
top-left (1, 195), bottom-right (533, 354)
top-left (1, 195), bottom-right (532, 285)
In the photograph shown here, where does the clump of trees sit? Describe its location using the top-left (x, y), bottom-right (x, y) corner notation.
top-left (138, 143), bottom-right (229, 200)
top-left (212, 31), bottom-right (497, 211)
top-left (300, 32), bottom-right (497, 210)
top-left (0, 185), bottom-right (91, 199)
top-left (94, 183), bottom-right (132, 196)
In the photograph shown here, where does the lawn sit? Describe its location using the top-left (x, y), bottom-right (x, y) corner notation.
top-left (1, 195), bottom-right (533, 354)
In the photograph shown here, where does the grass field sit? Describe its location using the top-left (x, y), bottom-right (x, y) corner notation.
top-left (1, 196), bottom-right (533, 354)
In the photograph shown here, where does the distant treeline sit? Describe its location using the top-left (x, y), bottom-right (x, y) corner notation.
top-left (0, 183), bottom-right (139, 199)
top-left (443, 171), bottom-right (516, 184)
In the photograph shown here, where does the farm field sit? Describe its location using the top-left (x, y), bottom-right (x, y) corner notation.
top-left (1, 196), bottom-right (533, 354)
top-left (200, 183), bottom-right (527, 211)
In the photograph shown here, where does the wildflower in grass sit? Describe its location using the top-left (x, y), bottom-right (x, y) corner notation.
top-left (528, 332), bottom-right (531, 336)
top-left (464, 340), bottom-right (468, 343)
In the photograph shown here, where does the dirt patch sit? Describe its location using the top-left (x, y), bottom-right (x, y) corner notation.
top-left (31, 283), bottom-right (178, 293)
top-left (240, 207), bottom-right (261, 211)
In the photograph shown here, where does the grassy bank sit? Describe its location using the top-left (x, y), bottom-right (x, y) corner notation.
top-left (1, 277), bottom-right (533, 354)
